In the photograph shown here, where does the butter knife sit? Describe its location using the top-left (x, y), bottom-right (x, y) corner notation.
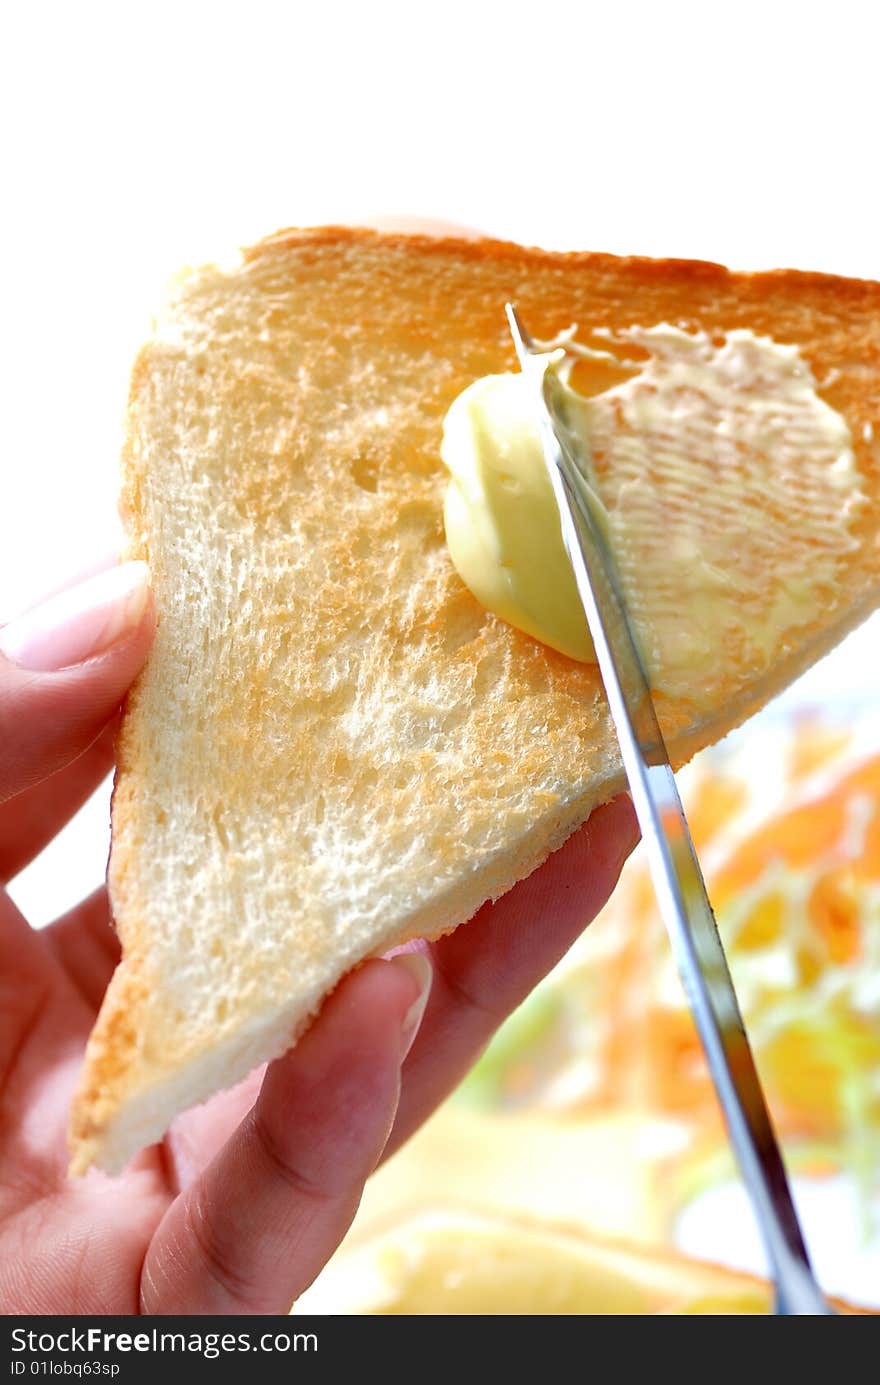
top-left (505, 302), bottom-right (831, 1316)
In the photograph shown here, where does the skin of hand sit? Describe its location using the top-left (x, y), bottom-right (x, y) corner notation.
top-left (0, 560), bottom-right (638, 1315)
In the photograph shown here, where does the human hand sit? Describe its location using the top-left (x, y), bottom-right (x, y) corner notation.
top-left (0, 560), bottom-right (637, 1314)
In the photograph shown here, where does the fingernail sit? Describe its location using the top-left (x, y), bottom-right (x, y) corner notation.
top-left (390, 952), bottom-right (432, 1060)
top-left (0, 561), bottom-right (151, 672)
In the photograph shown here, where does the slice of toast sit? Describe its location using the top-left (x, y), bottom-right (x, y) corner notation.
top-left (69, 229), bottom-right (880, 1173)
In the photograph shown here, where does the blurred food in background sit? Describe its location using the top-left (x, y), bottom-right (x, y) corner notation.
top-left (297, 1208), bottom-right (871, 1315)
top-left (469, 709), bottom-right (880, 1214)
top-left (298, 701), bottom-right (880, 1313)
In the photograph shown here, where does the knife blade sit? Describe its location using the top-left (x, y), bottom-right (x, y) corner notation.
top-left (505, 302), bottom-right (831, 1315)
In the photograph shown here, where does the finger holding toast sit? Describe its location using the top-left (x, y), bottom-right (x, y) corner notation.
top-left (0, 561), bottom-right (155, 1027)
top-left (385, 793), bottom-right (639, 1160)
top-left (0, 563), bottom-right (154, 805)
top-left (139, 955), bottom-right (430, 1314)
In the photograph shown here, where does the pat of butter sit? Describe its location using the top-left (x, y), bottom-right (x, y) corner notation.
top-left (441, 326), bottom-right (864, 707)
top-left (441, 354), bottom-right (596, 663)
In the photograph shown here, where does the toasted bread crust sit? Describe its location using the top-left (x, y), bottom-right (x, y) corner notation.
top-left (69, 229), bottom-right (880, 1173)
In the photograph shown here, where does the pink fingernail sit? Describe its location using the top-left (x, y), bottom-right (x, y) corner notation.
top-left (391, 952), bottom-right (433, 1060)
top-left (0, 561), bottom-right (151, 672)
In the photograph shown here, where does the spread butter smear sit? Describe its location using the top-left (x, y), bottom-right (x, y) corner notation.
top-left (441, 326), bottom-right (865, 707)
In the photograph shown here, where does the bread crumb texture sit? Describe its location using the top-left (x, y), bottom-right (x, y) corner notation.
top-left (69, 228), bottom-right (880, 1173)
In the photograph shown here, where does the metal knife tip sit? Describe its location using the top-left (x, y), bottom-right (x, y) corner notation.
top-left (504, 302), bottom-right (531, 368)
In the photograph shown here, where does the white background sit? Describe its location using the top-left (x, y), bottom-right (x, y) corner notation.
top-left (3, 0), bottom-right (880, 618)
top-left (2, 0), bottom-right (879, 1304)
top-left (4, 0), bottom-right (880, 609)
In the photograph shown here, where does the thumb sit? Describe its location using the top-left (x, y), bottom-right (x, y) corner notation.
top-left (0, 561), bottom-right (154, 804)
